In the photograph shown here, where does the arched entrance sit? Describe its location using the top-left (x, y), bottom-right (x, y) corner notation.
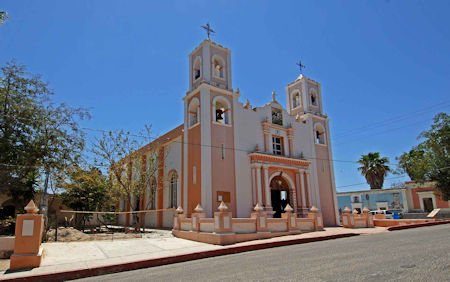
top-left (270, 175), bottom-right (291, 218)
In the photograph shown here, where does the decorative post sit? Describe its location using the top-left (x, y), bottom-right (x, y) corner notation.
top-left (362, 206), bottom-right (373, 227)
top-left (10, 200), bottom-right (44, 270)
top-left (214, 201), bottom-right (232, 233)
top-left (251, 203), bottom-right (268, 232)
top-left (192, 204), bottom-right (206, 231)
top-left (374, 208), bottom-right (385, 220)
top-left (307, 206), bottom-right (324, 230)
top-left (341, 206), bottom-right (354, 228)
top-left (281, 204), bottom-right (297, 231)
top-left (173, 206), bottom-right (184, 230)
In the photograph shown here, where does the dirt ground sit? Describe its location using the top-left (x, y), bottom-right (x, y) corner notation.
top-left (0, 259), bottom-right (9, 271)
top-left (46, 227), bottom-right (143, 242)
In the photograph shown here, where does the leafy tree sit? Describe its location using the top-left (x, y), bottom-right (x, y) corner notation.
top-left (92, 126), bottom-right (162, 227)
top-left (0, 11), bottom-right (8, 24)
top-left (396, 148), bottom-right (431, 181)
top-left (60, 166), bottom-right (110, 212)
top-left (60, 166), bottom-right (111, 229)
top-left (357, 152), bottom-right (391, 190)
top-left (0, 61), bottom-right (88, 212)
top-left (397, 112), bottom-right (450, 200)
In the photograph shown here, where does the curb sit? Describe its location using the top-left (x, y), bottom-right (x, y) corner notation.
top-left (387, 220), bottom-right (450, 231)
top-left (2, 233), bottom-right (359, 281)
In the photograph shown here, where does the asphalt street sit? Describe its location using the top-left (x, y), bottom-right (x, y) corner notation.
top-left (75, 224), bottom-right (450, 281)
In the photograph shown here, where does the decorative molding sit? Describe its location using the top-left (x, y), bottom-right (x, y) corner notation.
top-left (248, 152), bottom-right (311, 167)
top-left (261, 121), bottom-right (295, 134)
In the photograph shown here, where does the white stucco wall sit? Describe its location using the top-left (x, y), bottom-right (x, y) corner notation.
top-left (232, 95), bottom-right (321, 216)
top-left (164, 138), bottom-right (182, 208)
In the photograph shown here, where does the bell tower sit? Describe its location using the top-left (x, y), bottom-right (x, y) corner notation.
top-left (188, 39), bottom-right (232, 92)
top-left (184, 31), bottom-right (238, 218)
top-left (286, 74), bottom-right (324, 117)
top-left (285, 72), bottom-right (339, 226)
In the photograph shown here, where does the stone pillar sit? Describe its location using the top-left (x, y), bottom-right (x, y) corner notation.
top-left (263, 166), bottom-right (271, 210)
top-left (287, 133), bottom-right (294, 157)
top-left (306, 171), bottom-right (313, 207)
top-left (255, 166), bottom-right (263, 205)
top-left (191, 204), bottom-right (206, 232)
top-left (263, 129), bottom-right (270, 152)
top-left (290, 189), bottom-right (297, 213)
top-left (10, 200), bottom-right (44, 270)
top-left (173, 206), bottom-right (185, 230)
top-left (251, 168), bottom-right (256, 206)
top-left (281, 204), bottom-right (298, 231)
top-left (214, 202), bottom-right (232, 233)
top-left (341, 206), bottom-right (354, 228)
top-left (299, 169), bottom-right (306, 212)
top-left (250, 203), bottom-right (268, 232)
top-left (295, 172), bottom-right (301, 212)
top-left (307, 206), bottom-right (324, 231)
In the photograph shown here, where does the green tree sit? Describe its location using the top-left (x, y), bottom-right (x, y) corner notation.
top-left (396, 148), bottom-right (431, 181)
top-left (0, 12), bottom-right (8, 24)
top-left (397, 112), bottom-right (450, 200)
top-left (60, 166), bottom-right (110, 211)
top-left (60, 166), bottom-right (111, 229)
top-left (0, 61), bottom-right (88, 212)
top-left (357, 152), bottom-right (391, 190)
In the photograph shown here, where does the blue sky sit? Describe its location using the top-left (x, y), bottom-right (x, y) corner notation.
top-left (1, 0), bottom-right (449, 192)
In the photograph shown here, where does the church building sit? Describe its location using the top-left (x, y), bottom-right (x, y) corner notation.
top-left (120, 37), bottom-right (339, 228)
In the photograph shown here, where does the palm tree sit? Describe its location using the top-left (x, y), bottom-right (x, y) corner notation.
top-left (358, 152), bottom-right (391, 190)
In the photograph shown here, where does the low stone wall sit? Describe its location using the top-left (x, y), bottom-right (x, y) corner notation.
top-left (341, 207), bottom-right (374, 228)
top-left (172, 203), bottom-right (324, 245)
top-left (373, 219), bottom-right (436, 227)
top-left (0, 236), bottom-right (14, 258)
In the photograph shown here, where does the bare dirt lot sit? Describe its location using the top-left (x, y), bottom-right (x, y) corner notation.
top-left (46, 227), bottom-right (145, 242)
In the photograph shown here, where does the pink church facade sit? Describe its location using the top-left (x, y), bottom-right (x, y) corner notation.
top-left (119, 39), bottom-right (339, 227)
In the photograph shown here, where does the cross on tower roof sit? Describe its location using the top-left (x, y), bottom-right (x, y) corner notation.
top-left (202, 22), bottom-right (215, 39)
top-left (296, 60), bottom-right (306, 74)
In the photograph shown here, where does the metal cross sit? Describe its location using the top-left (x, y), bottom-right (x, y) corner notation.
top-left (296, 60), bottom-right (306, 74)
top-left (202, 23), bottom-right (215, 39)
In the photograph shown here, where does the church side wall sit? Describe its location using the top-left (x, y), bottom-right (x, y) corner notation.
top-left (162, 139), bottom-right (182, 228)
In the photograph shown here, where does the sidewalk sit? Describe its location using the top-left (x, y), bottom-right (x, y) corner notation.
top-left (0, 227), bottom-right (386, 281)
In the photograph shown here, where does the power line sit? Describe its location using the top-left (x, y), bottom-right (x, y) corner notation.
top-left (333, 100), bottom-right (450, 139)
top-left (335, 166), bottom-right (450, 190)
top-left (333, 119), bottom-right (431, 146)
top-left (81, 127), bottom-right (400, 166)
top-left (336, 175), bottom-right (408, 189)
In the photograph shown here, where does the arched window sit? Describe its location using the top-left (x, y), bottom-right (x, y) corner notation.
top-left (193, 57), bottom-right (201, 81)
top-left (314, 123), bottom-right (326, 145)
top-left (310, 90), bottom-right (318, 106)
top-left (188, 98), bottom-right (200, 127)
top-left (292, 91), bottom-right (301, 108)
top-left (169, 172), bottom-right (178, 208)
top-left (212, 55), bottom-right (225, 79)
top-left (149, 177), bottom-right (157, 209)
top-left (213, 96), bottom-right (231, 125)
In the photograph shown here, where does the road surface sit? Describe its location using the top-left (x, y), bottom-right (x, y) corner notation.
top-left (76, 224), bottom-right (450, 281)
